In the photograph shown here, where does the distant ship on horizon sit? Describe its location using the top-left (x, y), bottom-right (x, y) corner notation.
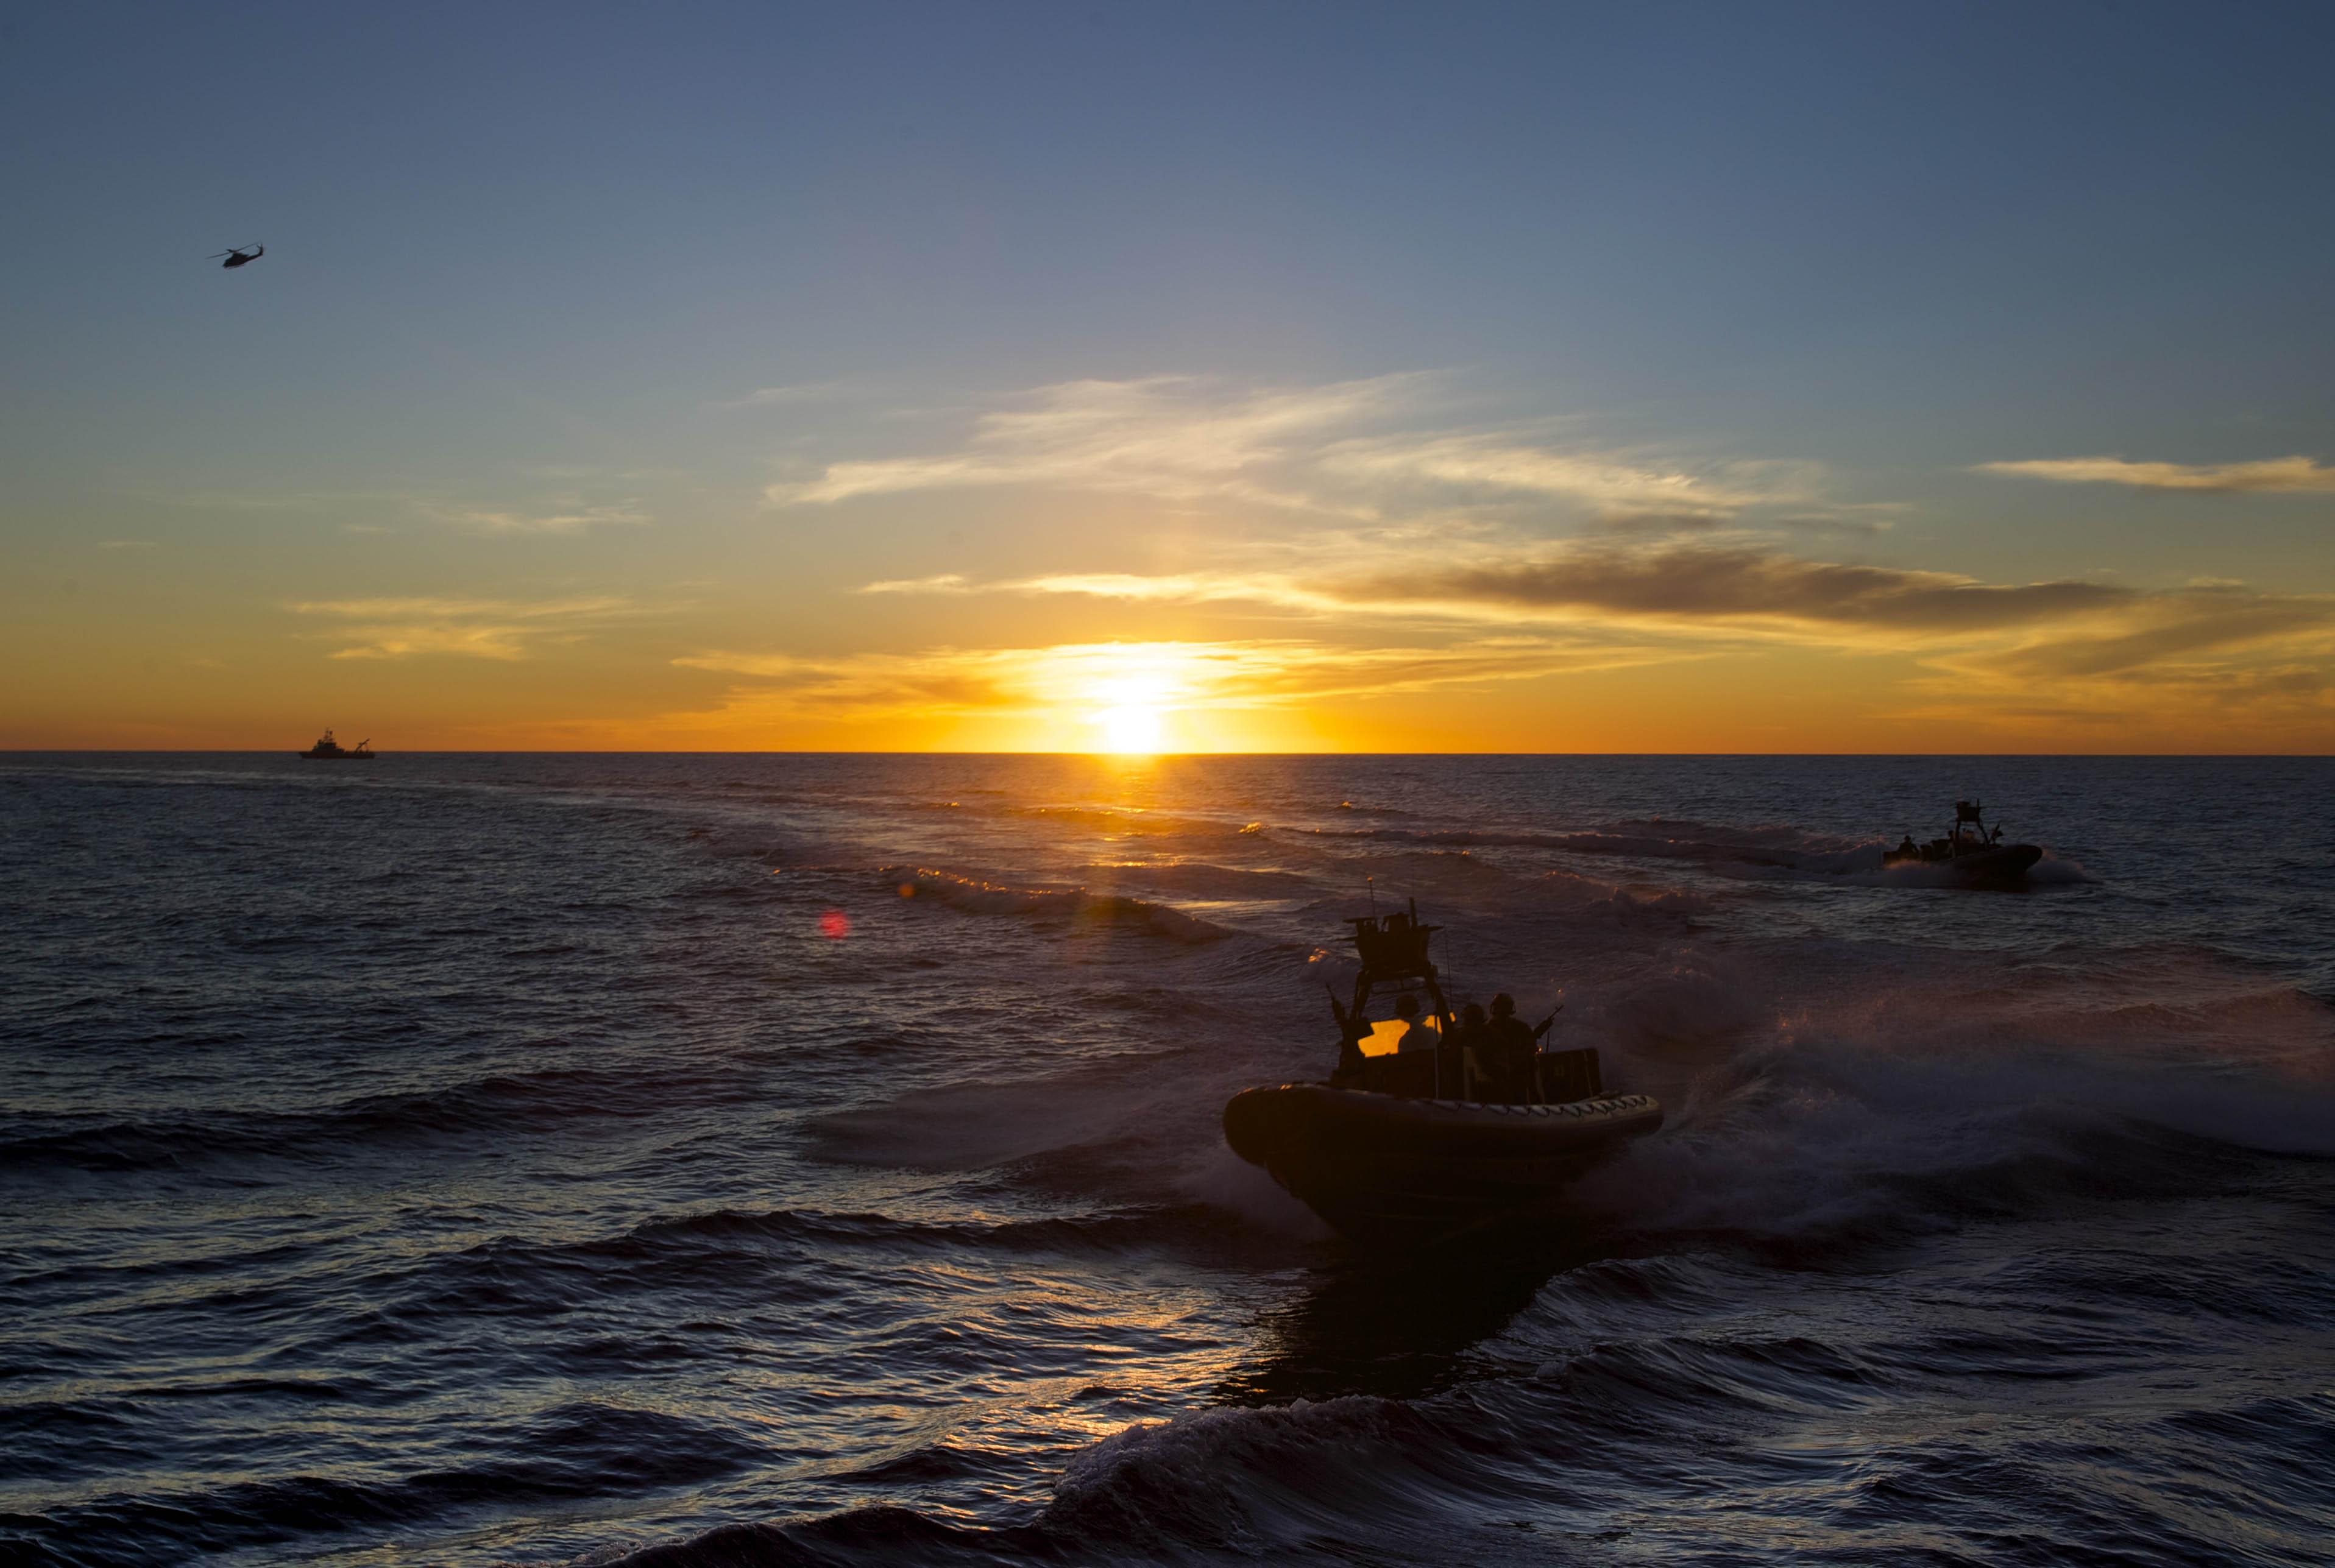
top-left (299, 729), bottom-right (374, 760)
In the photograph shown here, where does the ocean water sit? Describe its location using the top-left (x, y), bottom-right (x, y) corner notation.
top-left (2, 752), bottom-right (2331, 1567)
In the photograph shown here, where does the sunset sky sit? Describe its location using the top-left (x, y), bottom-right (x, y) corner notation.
top-left (5, 2), bottom-right (2332, 752)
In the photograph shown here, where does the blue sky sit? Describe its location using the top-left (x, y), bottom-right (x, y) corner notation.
top-left (6, 1), bottom-right (2333, 749)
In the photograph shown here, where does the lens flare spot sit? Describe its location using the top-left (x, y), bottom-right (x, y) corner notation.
top-left (820, 909), bottom-right (851, 939)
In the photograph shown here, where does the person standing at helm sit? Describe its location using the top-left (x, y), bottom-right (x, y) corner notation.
top-left (1486, 994), bottom-right (1539, 1103)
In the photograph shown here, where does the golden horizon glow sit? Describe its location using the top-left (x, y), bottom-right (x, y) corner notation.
top-left (10, 616), bottom-right (2334, 752)
top-left (13, 383), bottom-right (2335, 754)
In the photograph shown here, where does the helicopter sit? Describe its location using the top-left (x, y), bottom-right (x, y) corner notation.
top-left (208, 243), bottom-right (264, 269)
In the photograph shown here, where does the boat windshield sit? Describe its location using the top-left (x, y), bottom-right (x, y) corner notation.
top-left (1359, 1012), bottom-right (1440, 1058)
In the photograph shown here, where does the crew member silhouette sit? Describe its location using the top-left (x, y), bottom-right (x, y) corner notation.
top-left (1486, 994), bottom-right (1538, 1103)
top-left (1448, 1001), bottom-right (1490, 1099)
top-left (1391, 993), bottom-right (1435, 1053)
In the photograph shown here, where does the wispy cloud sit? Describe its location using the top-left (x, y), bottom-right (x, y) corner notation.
top-left (767, 374), bottom-right (1422, 513)
top-left (1953, 587), bottom-right (2335, 681)
top-left (146, 484), bottom-right (653, 535)
top-left (1978, 455), bottom-right (2335, 493)
top-left (154, 487), bottom-right (419, 513)
top-left (1362, 546), bottom-right (2335, 711)
top-left (717, 381), bottom-right (866, 409)
top-left (430, 503), bottom-right (653, 535)
top-left (859, 568), bottom-right (1345, 613)
top-left (856, 541), bottom-right (2131, 635)
top-left (765, 373), bottom-right (1822, 526)
top-left (1316, 434), bottom-right (1813, 523)
top-left (1376, 544), bottom-right (2127, 634)
top-left (859, 573), bottom-right (974, 595)
top-left (290, 596), bottom-right (636, 660)
top-left (1772, 503), bottom-right (1906, 538)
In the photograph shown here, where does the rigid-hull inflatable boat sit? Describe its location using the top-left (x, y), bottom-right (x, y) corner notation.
top-left (1221, 900), bottom-right (1662, 1241)
top-left (1883, 799), bottom-right (2039, 885)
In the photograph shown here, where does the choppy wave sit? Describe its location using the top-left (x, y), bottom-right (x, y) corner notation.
top-left (899, 799), bottom-right (1257, 841)
top-left (7, 752), bottom-right (2333, 1568)
top-left (16, 1403), bottom-right (769, 1564)
top-left (881, 866), bottom-right (1240, 943)
top-left (612, 1251), bottom-right (2335, 1566)
top-left (0, 1062), bottom-right (737, 1178)
top-left (1313, 816), bottom-right (1870, 867)
top-left (1074, 861), bottom-right (1317, 899)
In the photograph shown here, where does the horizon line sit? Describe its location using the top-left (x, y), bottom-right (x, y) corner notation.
top-left (5, 748), bottom-right (2332, 760)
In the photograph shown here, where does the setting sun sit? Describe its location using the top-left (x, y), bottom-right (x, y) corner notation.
top-left (1089, 669), bottom-right (1174, 752)
top-left (1096, 699), bottom-right (1165, 753)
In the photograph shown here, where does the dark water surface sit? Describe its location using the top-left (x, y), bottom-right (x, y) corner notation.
top-left (3, 753), bottom-right (2331, 1567)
